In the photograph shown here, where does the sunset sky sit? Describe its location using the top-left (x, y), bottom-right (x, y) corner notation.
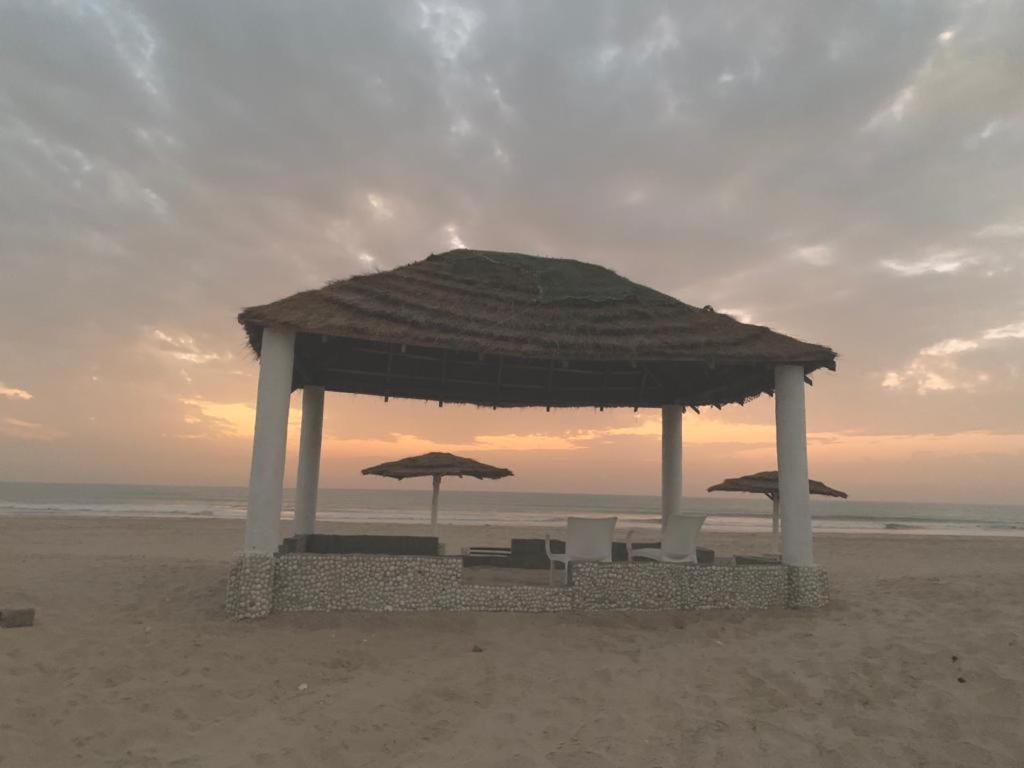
top-left (1, 1), bottom-right (1022, 504)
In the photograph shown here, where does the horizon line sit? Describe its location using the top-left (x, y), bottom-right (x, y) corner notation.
top-left (0, 478), bottom-right (1020, 510)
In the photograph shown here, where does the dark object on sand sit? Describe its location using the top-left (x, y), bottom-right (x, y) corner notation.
top-left (0, 608), bottom-right (35, 628)
top-left (471, 645), bottom-right (484, 653)
top-left (957, 677), bottom-right (966, 683)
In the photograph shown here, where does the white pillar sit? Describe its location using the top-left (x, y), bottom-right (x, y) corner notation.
top-left (430, 475), bottom-right (441, 535)
top-left (294, 385), bottom-right (324, 536)
top-left (660, 405), bottom-right (683, 528)
top-left (775, 365), bottom-right (813, 566)
top-left (244, 327), bottom-right (295, 553)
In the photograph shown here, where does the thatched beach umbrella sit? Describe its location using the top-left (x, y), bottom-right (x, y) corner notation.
top-left (708, 470), bottom-right (847, 550)
top-left (362, 452), bottom-right (513, 534)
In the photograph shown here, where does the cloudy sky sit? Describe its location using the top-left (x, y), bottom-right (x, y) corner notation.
top-left (1, 0), bottom-right (1022, 504)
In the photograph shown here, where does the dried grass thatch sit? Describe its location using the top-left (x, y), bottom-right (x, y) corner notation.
top-left (361, 452), bottom-right (513, 480)
top-left (239, 249), bottom-right (837, 408)
top-left (707, 471), bottom-right (848, 500)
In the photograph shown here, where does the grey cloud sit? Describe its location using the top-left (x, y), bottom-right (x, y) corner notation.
top-left (1, 0), bottom-right (1022, 486)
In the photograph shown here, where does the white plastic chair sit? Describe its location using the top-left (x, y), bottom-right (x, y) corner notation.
top-left (626, 514), bottom-right (706, 563)
top-left (545, 516), bottom-right (617, 585)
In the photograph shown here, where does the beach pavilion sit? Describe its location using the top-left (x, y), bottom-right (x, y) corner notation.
top-left (229, 249), bottom-right (837, 616)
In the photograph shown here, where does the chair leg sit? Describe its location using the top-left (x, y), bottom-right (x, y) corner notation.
top-left (549, 562), bottom-right (553, 586)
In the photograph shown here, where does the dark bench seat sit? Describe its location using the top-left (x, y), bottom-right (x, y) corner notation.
top-left (279, 534), bottom-right (441, 556)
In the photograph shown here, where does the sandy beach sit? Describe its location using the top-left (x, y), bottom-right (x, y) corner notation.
top-left (1, 517), bottom-right (1022, 767)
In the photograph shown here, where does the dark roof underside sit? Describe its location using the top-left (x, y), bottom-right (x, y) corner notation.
top-left (239, 249), bottom-right (837, 409)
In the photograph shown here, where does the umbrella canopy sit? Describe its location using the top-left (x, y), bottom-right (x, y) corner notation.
top-left (707, 470), bottom-right (848, 500)
top-left (362, 452), bottom-right (513, 535)
top-left (361, 452), bottom-right (513, 481)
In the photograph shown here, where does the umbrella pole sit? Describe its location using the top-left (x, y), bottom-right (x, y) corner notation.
top-left (430, 474), bottom-right (441, 536)
top-left (771, 496), bottom-right (781, 553)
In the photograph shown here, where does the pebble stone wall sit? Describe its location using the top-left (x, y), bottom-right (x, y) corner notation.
top-left (786, 565), bottom-right (830, 608)
top-left (460, 583), bottom-right (573, 612)
top-left (571, 562), bottom-right (789, 610)
top-left (225, 553), bottom-right (829, 618)
top-left (273, 554), bottom-right (463, 612)
top-left (225, 554), bottom-right (274, 619)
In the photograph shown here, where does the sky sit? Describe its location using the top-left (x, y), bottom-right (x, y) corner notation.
top-left (0, 0), bottom-right (1022, 504)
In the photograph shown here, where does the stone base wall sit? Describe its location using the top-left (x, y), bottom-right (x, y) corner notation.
top-left (459, 583), bottom-right (573, 612)
top-left (225, 554), bottom-right (829, 618)
top-left (786, 565), bottom-right (830, 608)
top-left (273, 554), bottom-right (462, 612)
top-left (571, 562), bottom-right (788, 611)
top-left (225, 554), bottom-right (274, 619)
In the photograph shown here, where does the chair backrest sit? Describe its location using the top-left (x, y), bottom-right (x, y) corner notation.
top-left (661, 514), bottom-right (706, 560)
top-left (566, 517), bottom-right (617, 560)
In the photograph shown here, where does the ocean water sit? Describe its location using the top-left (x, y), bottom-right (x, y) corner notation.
top-left (0, 481), bottom-right (1022, 538)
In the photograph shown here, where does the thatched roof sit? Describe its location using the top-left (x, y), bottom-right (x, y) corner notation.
top-left (361, 452), bottom-right (513, 480)
top-left (239, 249), bottom-right (837, 408)
top-left (707, 471), bottom-right (848, 499)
